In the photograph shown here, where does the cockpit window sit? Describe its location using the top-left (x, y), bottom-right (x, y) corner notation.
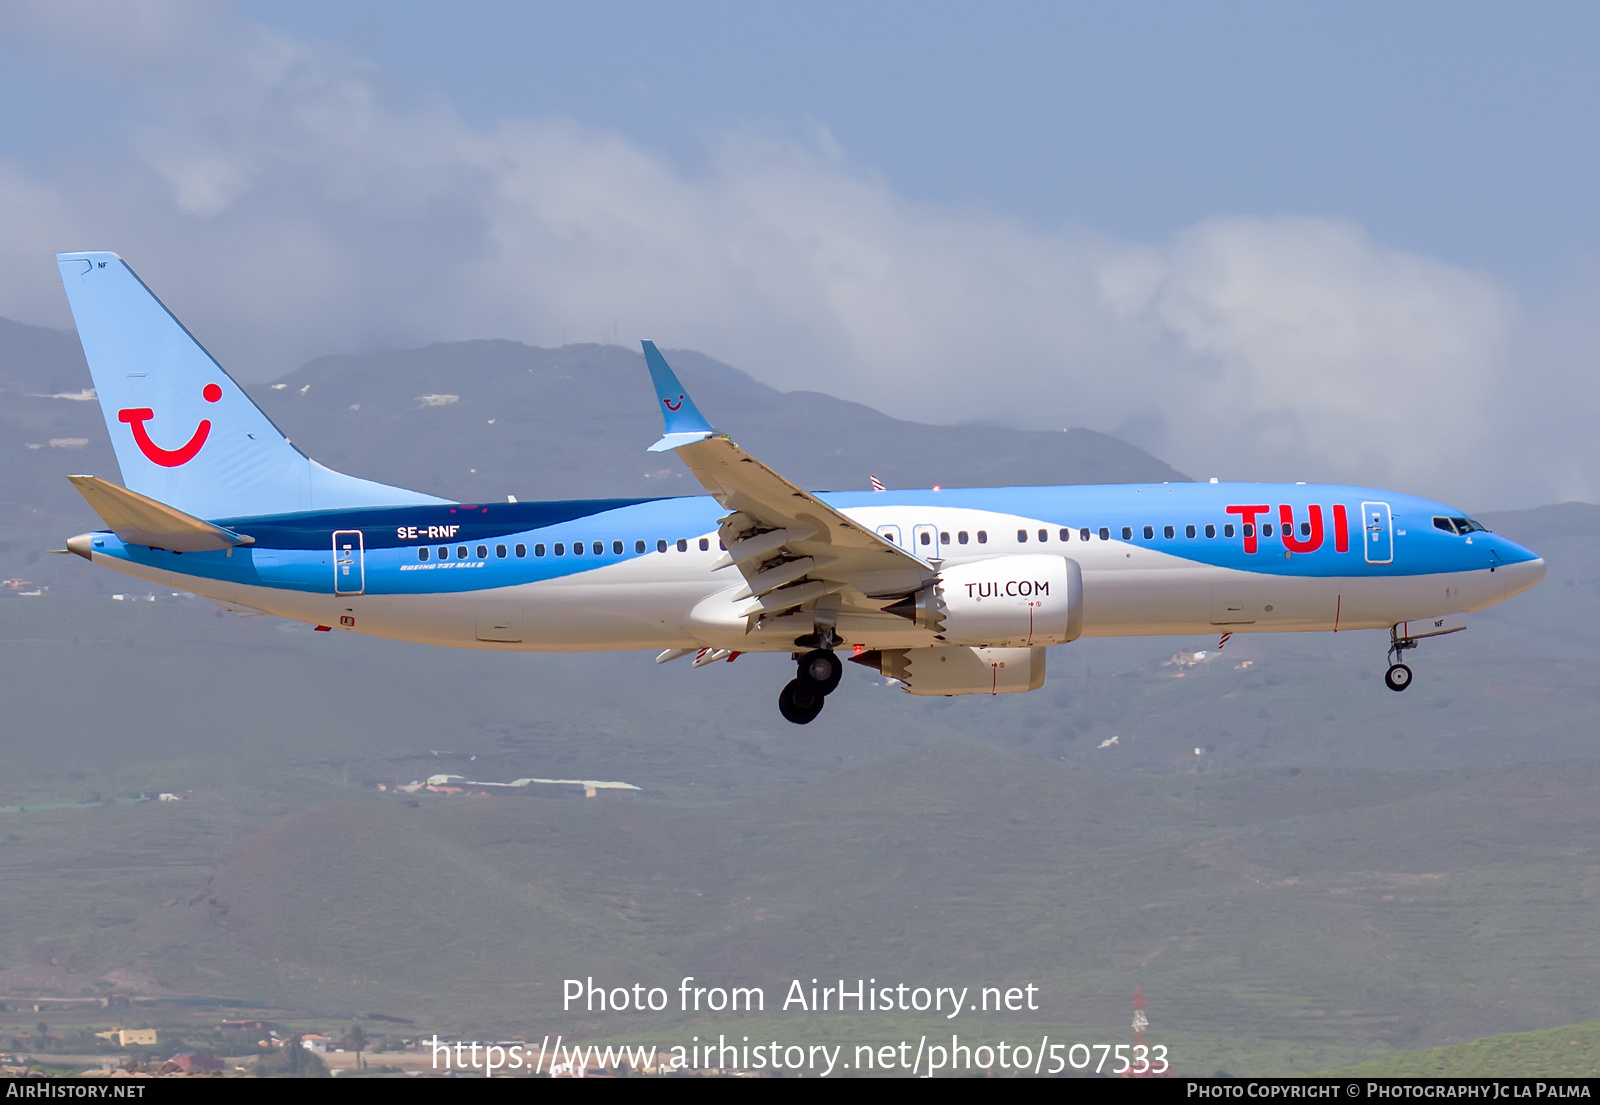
top-left (1433, 517), bottom-right (1458, 534)
top-left (1434, 516), bottom-right (1489, 535)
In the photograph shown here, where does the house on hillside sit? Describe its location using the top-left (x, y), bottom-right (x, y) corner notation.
top-left (94, 1027), bottom-right (158, 1047)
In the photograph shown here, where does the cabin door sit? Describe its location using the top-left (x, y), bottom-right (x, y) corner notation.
top-left (333, 530), bottom-right (365, 595)
top-left (1360, 502), bottom-right (1393, 565)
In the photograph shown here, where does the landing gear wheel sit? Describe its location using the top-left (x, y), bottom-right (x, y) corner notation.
top-left (779, 678), bottom-right (826, 724)
top-left (798, 649), bottom-right (843, 695)
top-left (1384, 663), bottom-right (1413, 692)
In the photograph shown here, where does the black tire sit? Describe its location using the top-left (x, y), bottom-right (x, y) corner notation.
top-left (798, 649), bottom-right (843, 695)
top-left (779, 678), bottom-right (825, 724)
top-left (1384, 663), bottom-right (1413, 692)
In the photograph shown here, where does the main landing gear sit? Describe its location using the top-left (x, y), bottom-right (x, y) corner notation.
top-left (1385, 627), bottom-right (1418, 692)
top-left (778, 648), bottom-right (843, 725)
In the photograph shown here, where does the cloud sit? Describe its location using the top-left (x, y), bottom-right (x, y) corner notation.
top-left (1099, 218), bottom-right (1517, 491)
top-left (0, 0), bottom-right (1583, 507)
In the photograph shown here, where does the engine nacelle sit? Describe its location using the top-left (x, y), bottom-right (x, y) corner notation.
top-left (874, 645), bottom-right (1046, 696)
top-left (889, 554), bottom-right (1082, 646)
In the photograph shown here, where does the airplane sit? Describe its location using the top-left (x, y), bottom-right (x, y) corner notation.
top-left (50, 251), bottom-right (1547, 724)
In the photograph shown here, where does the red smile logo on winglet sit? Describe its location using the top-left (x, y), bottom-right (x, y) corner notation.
top-left (118, 383), bottom-right (222, 467)
top-left (663, 395), bottom-right (684, 412)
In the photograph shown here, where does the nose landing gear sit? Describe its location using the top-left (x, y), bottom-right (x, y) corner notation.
top-left (1385, 627), bottom-right (1418, 692)
top-left (778, 648), bottom-right (844, 724)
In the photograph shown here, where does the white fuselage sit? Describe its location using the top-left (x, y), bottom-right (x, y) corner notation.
top-left (83, 500), bottom-right (1544, 654)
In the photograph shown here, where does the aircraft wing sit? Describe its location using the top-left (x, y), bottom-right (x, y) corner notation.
top-left (641, 342), bottom-right (933, 624)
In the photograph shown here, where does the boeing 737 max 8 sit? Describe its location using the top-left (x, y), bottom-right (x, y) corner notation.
top-left (51, 252), bottom-right (1546, 723)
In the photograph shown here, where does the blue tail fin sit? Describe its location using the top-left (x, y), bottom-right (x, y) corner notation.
top-left (56, 252), bottom-right (448, 520)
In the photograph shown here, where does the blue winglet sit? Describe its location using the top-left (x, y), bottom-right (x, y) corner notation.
top-left (642, 341), bottom-right (715, 452)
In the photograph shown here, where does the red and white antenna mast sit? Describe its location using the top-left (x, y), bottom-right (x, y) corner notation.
top-left (1123, 986), bottom-right (1165, 1077)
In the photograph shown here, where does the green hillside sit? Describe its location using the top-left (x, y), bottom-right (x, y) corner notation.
top-left (1326, 1021), bottom-right (1600, 1078)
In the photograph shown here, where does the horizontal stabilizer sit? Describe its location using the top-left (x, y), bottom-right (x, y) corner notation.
top-left (68, 475), bottom-right (254, 551)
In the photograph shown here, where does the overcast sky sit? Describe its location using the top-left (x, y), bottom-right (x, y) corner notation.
top-left (2, 1), bottom-right (1597, 509)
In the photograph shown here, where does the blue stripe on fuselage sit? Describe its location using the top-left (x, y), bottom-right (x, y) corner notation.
top-left (210, 498), bottom-right (668, 550)
top-left (88, 481), bottom-right (1541, 595)
top-left (817, 483), bottom-right (1540, 578)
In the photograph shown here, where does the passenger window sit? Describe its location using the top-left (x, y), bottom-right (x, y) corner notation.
top-left (1185, 525), bottom-right (1196, 539)
top-left (1224, 524), bottom-right (1235, 538)
top-left (1099, 527), bottom-right (1110, 541)
top-left (1205, 525), bottom-right (1215, 539)
top-left (573, 542), bottom-right (584, 556)
top-left (1143, 525), bottom-right (1154, 540)
top-left (941, 532), bottom-right (951, 544)
top-left (437, 547), bottom-right (448, 559)
top-left (1038, 529), bottom-right (1048, 542)
top-left (496, 545), bottom-right (507, 558)
top-left (418, 547), bottom-right (429, 561)
top-left (677, 539), bottom-right (688, 552)
top-left (698, 538), bottom-right (709, 551)
top-left (555, 543), bottom-right (565, 556)
top-left (1300, 522), bottom-right (1311, 537)
top-left (476, 545), bottom-right (488, 559)
top-left (1060, 528), bottom-right (1071, 541)
top-left (1262, 524), bottom-right (1273, 537)
top-left (611, 540), bottom-right (621, 554)
top-left (593, 542), bottom-right (603, 555)
top-left (1080, 528), bottom-right (1090, 542)
top-left (1121, 526), bottom-right (1133, 540)
top-left (1243, 524), bottom-right (1254, 538)
top-left (1017, 529), bottom-right (1028, 543)
top-left (977, 531), bottom-right (988, 544)
top-left (958, 531), bottom-right (969, 544)
top-left (457, 546), bottom-right (468, 559)
top-left (718, 539), bottom-right (726, 550)
top-left (657, 539), bottom-right (668, 552)
top-left (921, 532), bottom-right (932, 545)
top-left (635, 540), bottom-right (646, 554)
top-left (1163, 525), bottom-right (1175, 539)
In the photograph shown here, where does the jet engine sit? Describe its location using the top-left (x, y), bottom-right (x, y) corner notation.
top-left (886, 554), bottom-right (1082, 647)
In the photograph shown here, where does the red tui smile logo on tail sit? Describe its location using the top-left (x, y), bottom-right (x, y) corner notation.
top-left (118, 383), bottom-right (222, 467)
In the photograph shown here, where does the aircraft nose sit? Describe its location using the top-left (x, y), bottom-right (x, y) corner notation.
top-left (1499, 555), bottom-right (1546, 598)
